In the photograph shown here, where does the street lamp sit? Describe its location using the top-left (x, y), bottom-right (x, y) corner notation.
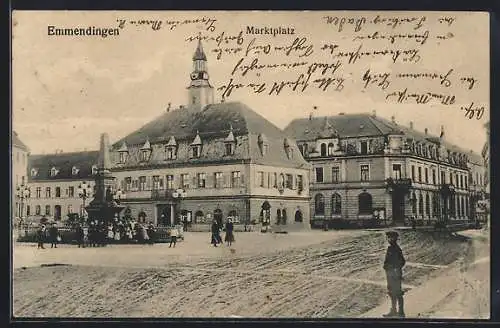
top-left (16, 184), bottom-right (30, 223)
top-left (172, 189), bottom-right (187, 228)
top-left (77, 181), bottom-right (93, 221)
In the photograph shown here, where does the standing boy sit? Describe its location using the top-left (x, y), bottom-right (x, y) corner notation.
top-left (383, 230), bottom-right (406, 318)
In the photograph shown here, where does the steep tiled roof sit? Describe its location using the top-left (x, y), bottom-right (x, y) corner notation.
top-left (28, 151), bottom-right (99, 181)
top-left (113, 102), bottom-right (309, 169)
top-left (285, 113), bottom-right (483, 163)
top-left (284, 113), bottom-right (401, 141)
top-left (12, 131), bottom-right (29, 152)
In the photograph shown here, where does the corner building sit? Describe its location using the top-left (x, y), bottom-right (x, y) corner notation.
top-left (284, 112), bottom-right (484, 227)
top-left (109, 40), bottom-right (311, 229)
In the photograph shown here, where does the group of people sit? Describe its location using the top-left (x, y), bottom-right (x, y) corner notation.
top-left (211, 218), bottom-right (235, 247)
top-left (74, 220), bottom-right (158, 247)
top-left (35, 223), bottom-right (60, 249)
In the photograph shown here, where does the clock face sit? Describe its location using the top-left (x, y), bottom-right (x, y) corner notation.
top-left (190, 72), bottom-right (198, 80)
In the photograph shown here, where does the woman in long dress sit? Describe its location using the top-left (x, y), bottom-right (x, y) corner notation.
top-left (224, 218), bottom-right (235, 247)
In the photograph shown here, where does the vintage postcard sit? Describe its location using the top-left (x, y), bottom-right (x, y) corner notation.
top-left (11, 10), bottom-right (490, 319)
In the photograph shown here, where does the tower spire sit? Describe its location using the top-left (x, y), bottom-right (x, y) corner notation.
top-left (187, 36), bottom-right (214, 111)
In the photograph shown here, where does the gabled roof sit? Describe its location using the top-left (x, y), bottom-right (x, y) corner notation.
top-left (12, 131), bottom-right (29, 152)
top-left (28, 150), bottom-right (99, 181)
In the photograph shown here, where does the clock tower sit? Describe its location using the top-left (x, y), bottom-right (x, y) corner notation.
top-left (187, 37), bottom-right (214, 111)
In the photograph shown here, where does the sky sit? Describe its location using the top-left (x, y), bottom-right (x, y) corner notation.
top-left (12, 11), bottom-right (489, 155)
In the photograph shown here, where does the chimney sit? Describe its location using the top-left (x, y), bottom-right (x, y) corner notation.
top-left (97, 133), bottom-right (112, 173)
top-left (391, 115), bottom-right (396, 124)
top-left (440, 125), bottom-right (445, 138)
top-left (409, 121), bottom-right (414, 129)
top-left (371, 110), bottom-right (376, 117)
top-left (424, 128), bottom-right (428, 135)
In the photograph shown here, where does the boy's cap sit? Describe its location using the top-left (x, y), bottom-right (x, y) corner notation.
top-left (386, 230), bottom-right (399, 238)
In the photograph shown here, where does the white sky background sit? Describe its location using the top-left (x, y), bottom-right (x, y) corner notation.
top-left (12, 11), bottom-right (489, 154)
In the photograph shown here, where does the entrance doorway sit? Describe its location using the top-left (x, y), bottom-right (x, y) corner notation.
top-left (157, 204), bottom-right (172, 226)
top-left (391, 192), bottom-right (405, 224)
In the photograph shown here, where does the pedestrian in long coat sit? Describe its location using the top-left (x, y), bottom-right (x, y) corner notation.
top-left (36, 225), bottom-right (46, 249)
top-left (48, 223), bottom-right (59, 248)
top-left (76, 224), bottom-right (85, 248)
top-left (211, 220), bottom-right (220, 247)
top-left (224, 219), bottom-right (235, 247)
top-left (383, 230), bottom-right (406, 318)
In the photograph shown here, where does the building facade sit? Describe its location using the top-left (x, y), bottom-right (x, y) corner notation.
top-left (108, 39), bottom-right (311, 228)
top-left (12, 131), bottom-right (30, 221)
top-left (284, 112), bottom-right (485, 228)
top-left (26, 151), bottom-right (98, 222)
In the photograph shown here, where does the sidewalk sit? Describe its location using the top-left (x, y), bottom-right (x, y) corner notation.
top-left (361, 256), bottom-right (490, 319)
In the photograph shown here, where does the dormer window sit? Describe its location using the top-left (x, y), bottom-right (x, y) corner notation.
top-left (31, 168), bottom-right (38, 177)
top-left (72, 166), bottom-right (79, 176)
top-left (327, 143), bottom-right (335, 155)
top-left (190, 131), bottom-right (202, 159)
top-left (224, 125), bottom-right (236, 156)
top-left (258, 133), bottom-right (268, 156)
top-left (284, 138), bottom-right (293, 159)
top-left (50, 167), bottom-right (59, 177)
top-left (117, 142), bottom-right (129, 164)
top-left (165, 136), bottom-right (178, 160)
top-left (140, 139), bottom-right (152, 162)
top-left (360, 141), bottom-right (369, 155)
top-left (91, 165), bottom-right (98, 175)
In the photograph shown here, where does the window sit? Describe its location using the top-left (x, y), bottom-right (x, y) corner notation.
top-left (141, 150), bottom-right (150, 162)
top-left (225, 143), bottom-right (235, 156)
top-left (441, 171), bottom-right (446, 184)
top-left (36, 205), bottom-right (41, 215)
top-left (139, 176), bottom-right (147, 191)
top-left (459, 175), bottom-right (463, 189)
top-left (360, 141), bottom-right (368, 155)
top-left (68, 186), bottom-right (74, 197)
top-left (286, 174), bottom-right (293, 189)
top-left (152, 176), bottom-right (160, 190)
top-left (392, 164), bottom-right (402, 179)
top-left (327, 143), bottom-right (334, 156)
top-left (91, 165), bottom-right (98, 175)
top-left (418, 167), bottom-right (422, 182)
top-left (258, 171), bottom-right (264, 187)
top-left (165, 175), bottom-right (174, 189)
top-left (197, 173), bottom-right (206, 188)
top-left (314, 194), bottom-right (325, 216)
top-left (332, 193), bottom-right (341, 215)
top-left (36, 187), bottom-right (41, 198)
top-left (50, 167), bottom-right (58, 177)
top-left (432, 169), bottom-right (436, 184)
top-left (45, 187), bottom-right (51, 198)
top-left (432, 194), bottom-right (439, 216)
top-left (214, 172), bottom-right (223, 188)
top-left (191, 145), bottom-right (201, 158)
top-left (165, 146), bottom-right (177, 160)
top-left (411, 165), bottom-right (415, 181)
top-left (231, 171), bottom-right (241, 188)
top-left (45, 205), bottom-right (51, 215)
top-left (119, 152), bottom-right (128, 163)
top-left (320, 143), bottom-right (327, 156)
top-left (464, 176), bottom-right (468, 189)
top-left (425, 168), bottom-right (429, 183)
top-left (67, 205), bottom-right (73, 214)
top-left (358, 192), bottom-right (373, 215)
top-left (360, 164), bottom-right (370, 181)
top-left (315, 167), bottom-right (324, 183)
top-left (418, 194), bottom-right (424, 216)
top-left (26, 205), bottom-right (31, 216)
top-left (297, 175), bottom-right (303, 191)
top-left (332, 167), bottom-right (340, 183)
top-left (411, 192), bottom-right (417, 214)
top-left (31, 168), bottom-right (38, 177)
top-left (181, 174), bottom-right (190, 189)
top-left (449, 172), bottom-right (453, 185)
top-left (55, 187), bottom-right (61, 198)
top-left (299, 144), bottom-right (308, 156)
top-left (278, 173), bottom-right (285, 190)
top-left (272, 173), bottom-right (278, 188)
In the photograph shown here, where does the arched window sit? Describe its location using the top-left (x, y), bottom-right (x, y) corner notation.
top-left (358, 192), bottom-right (373, 215)
top-left (35, 205), bottom-right (41, 215)
top-left (320, 143), bottom-right (327, 156)
top-left (276, 209), bottom-right (282, 225)
top-left (327, 143), bottom-right (334, 156)
top-left (425, 194), bottom-right (430, 217)
top-left (418, 194), bottom-right (424, 217)
top-left (314, 194), bottom-right (325, 216)
top-left (331, 193), bottom-right (342, 215)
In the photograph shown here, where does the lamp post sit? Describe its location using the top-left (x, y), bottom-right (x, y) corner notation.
top-left (77, 181), bottom-right (93, 223)
top-left (16, 184), bottom-right (30, 226)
